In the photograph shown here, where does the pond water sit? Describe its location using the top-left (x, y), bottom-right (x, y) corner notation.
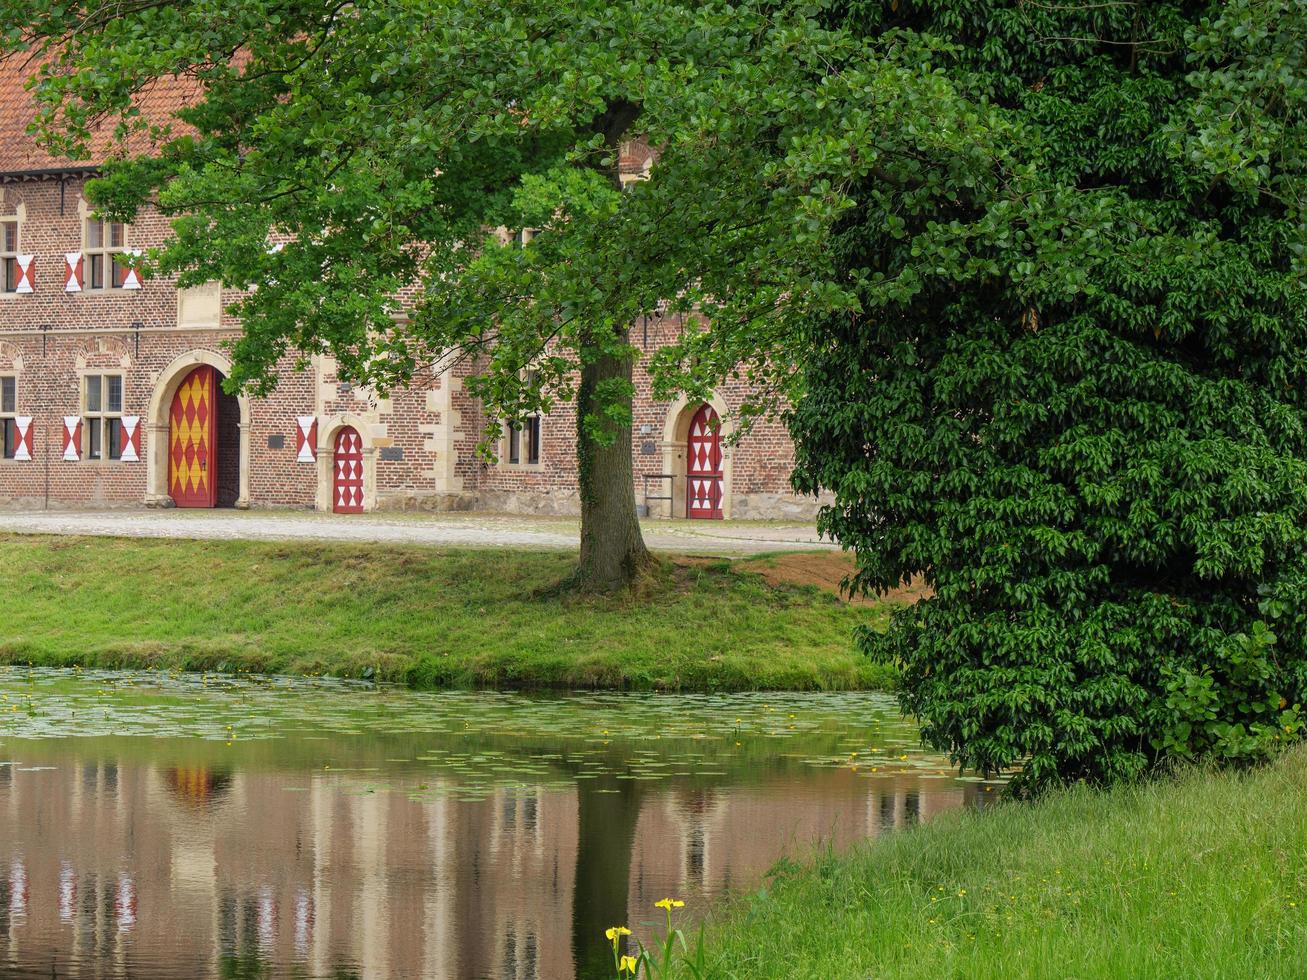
top-left (0, 668), bottom-right (1003, 979)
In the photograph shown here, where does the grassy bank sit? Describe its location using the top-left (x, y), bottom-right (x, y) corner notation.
top-left (0, 534), bottom-right (896, 690)
top-left (690, 748), bottom-right (1307, 978)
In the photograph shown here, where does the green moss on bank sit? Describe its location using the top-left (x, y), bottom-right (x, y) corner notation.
top-left (0, 534), bottom-right (897, 690)
top-left (692, 748), bottom-right (1307, 978)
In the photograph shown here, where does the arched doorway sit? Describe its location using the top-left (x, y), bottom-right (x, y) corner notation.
top-left (148, 351), bottom-right (250, 509)
top-left (167, 365), bottom-right (242, 509)
top-left (333, 426), bottom-right (364, 513)
top-left (685, 403), bottom-right (724, 520)
top-left (653, 395), bottom-right (733, 519)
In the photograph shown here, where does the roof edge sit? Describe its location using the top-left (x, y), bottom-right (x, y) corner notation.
top-left (0, 165), bottom-right (98, 181)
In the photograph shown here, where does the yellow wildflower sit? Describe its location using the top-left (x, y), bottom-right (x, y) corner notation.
top-left (620, 955), bottom-right (638, 974)
top-left (605, 926), bottom-right (631, 942)
top-left (654, 898), bottom-right (685, 912)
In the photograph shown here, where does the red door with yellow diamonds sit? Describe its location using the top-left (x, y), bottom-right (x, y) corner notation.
top-left (686, 403), bottom-right (724, 519)
top-left (169, 366), bottom-right (217, 508)
top-left (333, 426), bottom-right (364, 513)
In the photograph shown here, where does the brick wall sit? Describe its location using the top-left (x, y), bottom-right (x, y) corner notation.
top-left (0, 174), bottom-right (819, 519)
top-left (464, 316), bottom-right (818, 519)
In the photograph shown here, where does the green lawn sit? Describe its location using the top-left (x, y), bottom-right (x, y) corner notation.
top-left (0, 534), bottom-right (895, 690)
top-left (690, 748), bottom-right (1307, 978)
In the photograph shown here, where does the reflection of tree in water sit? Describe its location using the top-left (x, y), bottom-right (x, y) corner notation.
top-left (566, 770), bottom-right (994, 977)
top-left (562, 738), bottom-right (680, 979)
top-left (567, 764), bottom-right (728, 978)
top-left (571, 771), bottom-right (645, 980)
top-left (164, 766), bottom-right (233, 807)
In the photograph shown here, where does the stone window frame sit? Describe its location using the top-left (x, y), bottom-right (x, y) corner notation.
top-left (0, 203), bottom-right (25, 297)
top-left (82, 371), bottom-right (126, 461)
top-left (82, 215), bottom-right (132, 292)
top-left (0, 374), bottom-right (17, 459)
top-left (500, 369), bottom-right (545, 471)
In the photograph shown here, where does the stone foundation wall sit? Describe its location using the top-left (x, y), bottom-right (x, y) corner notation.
top-left (729, 491), bottom-right (827, 521)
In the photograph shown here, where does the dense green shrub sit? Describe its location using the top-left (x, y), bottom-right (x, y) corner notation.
top-left (792, 0), bottom-right (1307, 788)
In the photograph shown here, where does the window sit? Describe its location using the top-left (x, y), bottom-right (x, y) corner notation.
top-left (0, 376), bottom-right (16, 458)
top-left (505, 371), bottom-right (542, 467)
top-left (506, 416), bottom-right (541, 466)
top-left (0, 220), bottom-right (17, 293)
top-left (84, 218), bottom-right (130, 290)
top-left (83, 374), bottom-right (124, 460)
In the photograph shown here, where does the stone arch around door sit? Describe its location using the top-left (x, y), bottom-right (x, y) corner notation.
top-left (316, 414), bottom-right (378, 513)
top-left (657, 393), bottom-right (733, 519)
top-left (145, 350), bottom-right (250, 508)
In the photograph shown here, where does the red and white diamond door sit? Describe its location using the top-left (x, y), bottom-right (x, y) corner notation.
top-left (333, 426), bottom-right (364, 514)
top-left (685, 403), bottom-right (723, 520)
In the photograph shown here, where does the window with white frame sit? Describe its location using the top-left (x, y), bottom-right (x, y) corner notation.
top-left (0, 376), bottom-right (16, 458)
top-left (83, 374), bottom-right (124, 460)
top-left (0, 219), bottom-right (18, 293)
top-left (504, 371), bottom-right (542, 467)
top-left (84, 218), bottom-right (130, 291)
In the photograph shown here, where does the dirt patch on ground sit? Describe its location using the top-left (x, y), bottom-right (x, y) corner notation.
top-left (733, 551), bottom-right (932, 606)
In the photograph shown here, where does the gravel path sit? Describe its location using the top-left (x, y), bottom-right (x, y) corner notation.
top-left (0, 509), bottom-right (832, 557)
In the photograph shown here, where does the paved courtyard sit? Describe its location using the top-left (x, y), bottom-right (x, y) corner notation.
top-left (0, 508), bottom-right (832, 557)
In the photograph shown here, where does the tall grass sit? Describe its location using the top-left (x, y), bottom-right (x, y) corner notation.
top-left (695, 748), bottom-right (1307, 978)
top-left (0, 534), bottom-right (896, 691)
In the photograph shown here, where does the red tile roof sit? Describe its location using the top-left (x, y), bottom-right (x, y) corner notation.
top-left (0, 53), bottom-right (199, 174)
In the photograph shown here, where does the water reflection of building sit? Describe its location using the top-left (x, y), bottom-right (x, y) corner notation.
top-left (626, 772), bottom-right (973, 921)
top-left (0, 758), bottom-right (580, 978)
top-left (0, 753), bottom-right (979, 979)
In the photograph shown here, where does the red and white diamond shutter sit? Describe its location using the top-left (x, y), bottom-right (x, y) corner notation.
top-left (12, 417), bottom-right (32, 461)
top-left (62, 416), bottom-right (82, 460)
top-left (120, 416), bottom-right (141, 462)
top-left (333, 426), bottom-right (364, 513)
top-left (296, 416), bottom-right (317, 462)
top-left (14, 255), bottom-right (34, 293)
top-left (685, 403), bottom-right (724, 519)
top-left (64, 252), bottom-right (83, 292)
top-left (120, 250), bottom-right (143, 290)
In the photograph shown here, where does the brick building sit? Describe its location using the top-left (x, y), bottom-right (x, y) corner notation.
top-left (0, 70), bottom-right (815, 519)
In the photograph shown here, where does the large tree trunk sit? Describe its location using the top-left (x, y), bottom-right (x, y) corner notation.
top-left (572, 97), bottom-right (653, 593)
top-left (570, 773), bottom-right (645, 978)
top-left (575, 329), bottom-right (653, 592)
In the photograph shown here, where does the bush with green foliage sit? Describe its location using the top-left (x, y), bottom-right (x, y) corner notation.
top-left (791, 0), bottom-right (1307, 788)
